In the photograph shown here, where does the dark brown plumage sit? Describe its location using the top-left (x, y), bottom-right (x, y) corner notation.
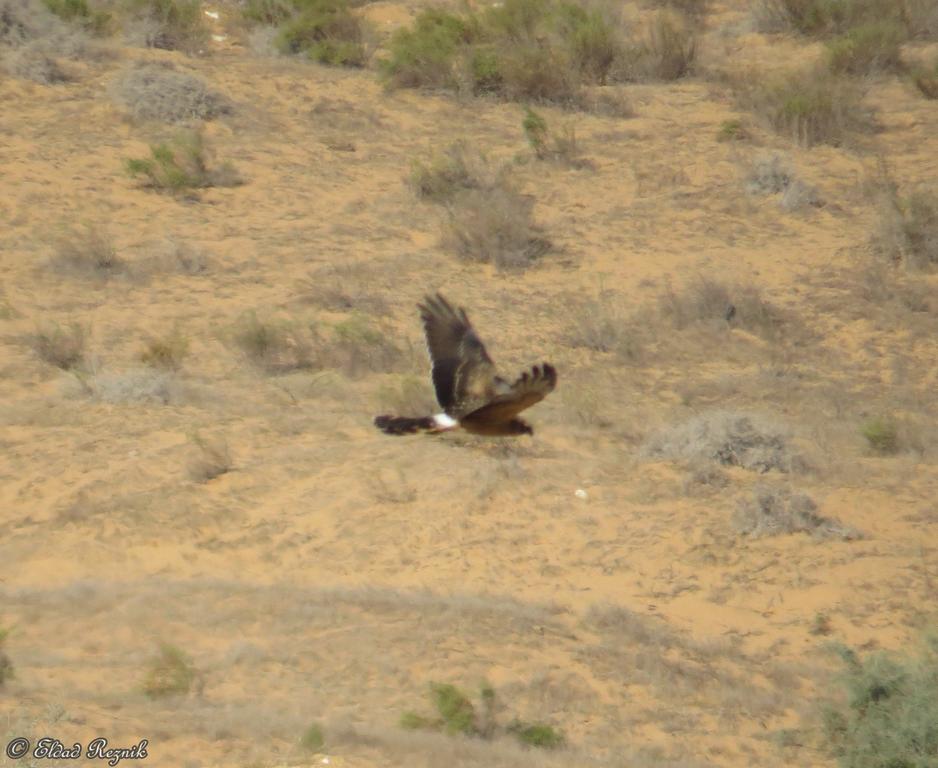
top-left (374, 294), bottom-right (557, 437)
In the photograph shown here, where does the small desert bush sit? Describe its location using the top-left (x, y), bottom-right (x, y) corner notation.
top-left (873, 186), bottom-right (938, 269)
top-left (126, 130), bottom-right (242, 193)
top-left (187, 432), bottom-right (232, 481)
top-left (112, 62), bottom-right (231, 123)
top-left (752, 0), bottom-right (905, 36)
top-left (822, 638), bottom-right (938, 768)
top-left (401, 682), bottom-right (562, 748)
top-left (408, 141), bottom-right (488, 202)
top-left (746, 152), bottom-right (794, 195)
top-left (658, 277), bottom-right (785, 339)
top-left (442, 182), bottom-right (552, 270)
top-left (644, 410), bottom-right (801, 473)
top-left (328, 314), bottom-right (403, 377)
top-left (299, 723), bottom-right (325, 752)
top-left (50, 223), bottom-right (122, 277)
top-left (567, 294), bottom-right (643, 361)
top-left (140, 325), bottom-right (189, 370)
top-left (507, 721), bottom-right (565, 749)
top-left (739, 66), bottom-right (870, 147)
top-left (717, 118), bottom-right (749, 142)
top-left (272, 0), bottom-right (366, 66)
top-left (3, 44), bottom-right (69, 82)
top-left (382, 0), bottom-right (625, 105)
top-left (33, 323), bottom-right (86, 369)
top-left (860, 416), bottom-right (899, 454)
top-left (142, 643), bottom-right (199, 697)
top-left (911, 58), bottom-right (938, 98)
top-left (231, 311), bottom-right (316, 374)
top-left (42, 0), bottom-right (110, 34)
top-left (629, 9), bottom-right (696, 81)
top-left (825, 20), bottom-right (905, 75)
top-left (522, 107), bottom-right (590, 168)
top-left (0, 627), bottom-right (13, 687)
top-left (126, 0), bottom-right (208, 53)
top-left (733, 487), bottom-right (860, 539)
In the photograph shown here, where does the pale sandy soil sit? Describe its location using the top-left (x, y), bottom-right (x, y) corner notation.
top-left (2, 1), bottom-right (938, 766)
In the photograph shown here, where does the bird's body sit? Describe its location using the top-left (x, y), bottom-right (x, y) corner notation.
top-left (374, 294), bottom-right (557, 437)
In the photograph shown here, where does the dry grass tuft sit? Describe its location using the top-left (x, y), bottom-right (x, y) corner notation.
top-left (442, 182), bottom-right (552, 271)
top-left (49, 223), bottom-right (123, 277)
top-left (140, 325), bottom-right (190, 370)
top-left (566, 294), bottom-right (643, 361)
top-left (142, 642), bottom-right (201, 697)
top-left (112, 62), bottom-right (231, 123)
top-left (187, 432), bottom-right (233, 482)
top-left (408, 141), bottom-right (492, 202)
top-left (3, 42), bottom-right (69, 81)
top-left (630, 10), bottom-right (697, 81)
top-left (522, 108), bottom-right (591, 169)
top-left (231, 311), bottom-right (316, 374)
top-left (33, 322), bottom-right (87, 370)
top-left (872, 185), bottom-right (938, 269)
top-left (733, 487), bottom-right (861, 540)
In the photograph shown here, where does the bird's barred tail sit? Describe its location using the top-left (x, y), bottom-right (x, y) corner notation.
top-left (374, 415), bottom-right (436, 435)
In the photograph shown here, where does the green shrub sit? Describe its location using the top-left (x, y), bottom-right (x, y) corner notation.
top-left (242, 0), bottom-right (294, 24)
top-left (126, 131), bottom-right (242, 193)
top-left (823, 639), bottom-right (938, 768)
top-left (753, 0), bottom-right (905, 36)
top-left (826, 20), bottom-right (905, 75)
top-left (522, 107), bottom-right (589, 167)
top-left (717, 118), bottom-right (749, 142)
top-left (299, 723), bottom-right (325, 752)
top-left (127, 0), bottom-right (208, 53)
top-left (860, 417), bottom-right (899, 454)
top-left (142, 643), bottom-right (198, 698)
top-left (43, 0), bottom-right (111, 34)
top-left (508, 721), bottom-right (565, 749)
top-left (742, 66), bottom-right (870, 147)
top-left (382, 9), bottom-right (475, 89)
top-left (432, 683), bottom-right (477, 735)
top-left (636, 10), bottom-right (696, 80)
top-left (275, 0), bottom-right (365, 66)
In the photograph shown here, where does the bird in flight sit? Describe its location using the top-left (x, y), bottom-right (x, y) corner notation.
top-left (374, 293), bottom-right (557, 437)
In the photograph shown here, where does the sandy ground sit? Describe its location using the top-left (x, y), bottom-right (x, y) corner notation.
top-left (2, 0), bottom-right (938, 766)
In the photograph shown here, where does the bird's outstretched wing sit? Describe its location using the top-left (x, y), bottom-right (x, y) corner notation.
top-left (418, 293), bottom-right (498, 416)
top-left (462, 364), bottom-right (557, 425)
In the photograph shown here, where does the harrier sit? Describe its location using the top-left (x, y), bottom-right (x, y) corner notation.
top-left (374, 293), bottom-right (557, 437)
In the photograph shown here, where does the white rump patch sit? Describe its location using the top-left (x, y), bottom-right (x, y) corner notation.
top-left (432, 413), bottom-right (459, 429)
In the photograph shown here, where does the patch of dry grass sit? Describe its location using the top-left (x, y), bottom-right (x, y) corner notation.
top-left (442, 181), bottom-right (552, 271)
top-left (231, 311), bottom-right (317, 374)
top-left (629, 10), bottom-right (697, 81)
top-left (126, 130), bottom-right (242, 193)
top-left (408, 141), bottom-right (491, 202)
top-left (187, 432), bottom-right (233, 482)
top-left (49, 223), bottom-right (123, 277)
top-left (140, 325), bottom-right (190, 370)
top-left (142, 642), bottom-right (201, 697)
top-left (736, 66), bottom-right (872, 148)
top-left (32, 322), bottom-right (87, 369)
top-left (3, 42), bottom-right (69, 81)
top-left (872, 185), bottom-right (938, 269)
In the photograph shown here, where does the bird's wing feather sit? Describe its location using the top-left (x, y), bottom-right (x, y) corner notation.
top-left (462, 364), bottom-right (557, 424)
top-left (418, 293), bottom-right (497, 416)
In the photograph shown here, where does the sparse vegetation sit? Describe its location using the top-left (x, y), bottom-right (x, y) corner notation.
top-left (717, 118), bottom-right (749, 142)
top-left (911, 58), bottom-right (938, 98)
top-left (381, 0), bottom-right (627, 106)
top-left (733, 487), bottom-right (860, 540)
top-left (739, 66), bottom-right (871, 147)
top-left (299, 723), bottom-right (325, 752)
top-left (746, 152), bottom-right (794, 195)
top-left (126, 130), bottom-right (242, 193)
top-left (408, 141), bottom-right (489, 202)
top-left (112, 62), bottom-right (231, 123)
top-left (752, 0), bottom-right (906, 36)
top-left (522, 107), bottom-right (590, 168)
top-left (825, 20), bottom-right (905, 75)
top-left (822, 638), bottom-right (938, 768)
top-left (42, 0), bottom-right (110, 34)
top-left (645, 411), bottom-right (802, 473)
top-left (811, 612), bottom-right (833, 636)
top-left (270, 0), bottom-right (366, 66)
top-left (231, 311), bottom-right (316, 374)
top-left (442, 182), bottom-right (552, 270)
top-left (3, 44), bottom-right (69, 83)
top-left (401, 682), bottom-right (563, 749)
top-left (567, 294), bottom-right (643, 361)
top-left (860, 416), bottom-right (899, 454)
top-left (33, 323), bottom-right (86, 370)
top-left (50, 223), bottom-right (123, 277)
top-left (126, 0), bottom-right (208, 54)
top-left (140, 325), bottom-right (190, 370)
top-left (142, 643), bottom-right (199, 697)
top-left (873, 186), bottom-right (938, 269)
top-left (187, 432), bottom-right (233, 482)
top-left (0, 627), bottom-right (13, 687)
top-left (630, 9), bottom-right (697, 81)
